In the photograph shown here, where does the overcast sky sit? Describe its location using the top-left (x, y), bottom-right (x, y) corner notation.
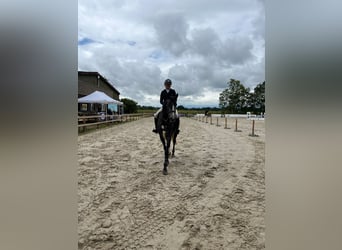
top-left (78, 0), bottom-right (264, 107)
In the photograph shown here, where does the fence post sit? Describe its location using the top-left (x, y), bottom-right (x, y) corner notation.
top-left (249, 119), bottom-right (258, 137)
top-left (224, 117), bottom-right (228, 129)
top-left (234, 118), bottom-right (241, 132)
top-left (216, 117), bottom-right (219, 126)
top-left (210, 116), bottom-right (212, 125)
top-left (252, 119), bottom-right (254, 135)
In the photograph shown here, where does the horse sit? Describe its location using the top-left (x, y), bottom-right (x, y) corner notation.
top-left (157, 99), bottom-right (180, 175)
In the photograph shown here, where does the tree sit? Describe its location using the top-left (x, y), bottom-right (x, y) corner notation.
top-left (177, 105), bottom-right (186, 110)
top-left (121, 98), bottom-right (138, 113)
top-left (219, 79), bottom-right (250, 114)
top-left (252, 81), bottom-right (265, 113)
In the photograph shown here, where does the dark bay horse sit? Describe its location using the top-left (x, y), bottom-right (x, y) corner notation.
top-left (157, 99), bottom-right (180, 175)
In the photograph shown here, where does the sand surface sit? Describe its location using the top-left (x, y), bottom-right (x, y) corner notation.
top-left (78, 117), bottom-right (265, 249)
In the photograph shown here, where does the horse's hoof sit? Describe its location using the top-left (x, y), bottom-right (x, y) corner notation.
top-left (163, 169), bottom-right (168, 175)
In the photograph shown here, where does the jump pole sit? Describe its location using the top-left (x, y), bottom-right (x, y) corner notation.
top-left (210, 116), bottom-right (212, 125)
top-left (216, 117), bottom-right (219, 126)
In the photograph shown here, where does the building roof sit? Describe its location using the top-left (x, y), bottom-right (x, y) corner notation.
top-left (78, 71), bottom-right (120, 95)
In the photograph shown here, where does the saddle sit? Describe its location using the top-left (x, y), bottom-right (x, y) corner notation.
top-left (157, 110), bottom-right (179, 133)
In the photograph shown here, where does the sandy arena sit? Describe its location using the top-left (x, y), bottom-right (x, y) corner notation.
top-left (78, 116), bottom-right (265, 250)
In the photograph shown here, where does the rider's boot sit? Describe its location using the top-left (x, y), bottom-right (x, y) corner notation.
top-left (152, 117), bottom-right (158, 133)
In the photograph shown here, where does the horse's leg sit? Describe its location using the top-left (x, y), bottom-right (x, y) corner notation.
top-left (163, 147), bottom-right (169, 174)
top-left (163, 130), bottom-right (171, 175)
top-left (172, 132), bottom-right (177, 157)
top-left (159, 131), bottom-right (166, 151)
top-left (163, 148), bottom-right (168, 175)
top-left (166, 133), bottom-right (171, 159)
top-left (159, 131), bottom-right (168, 175)
top-left (172, 118), bottom-right (180, 157)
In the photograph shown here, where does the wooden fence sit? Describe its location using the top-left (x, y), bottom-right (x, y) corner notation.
top-left (78, 113), bottom-right (152, 132)
top-left (192, 115), bottom-right (264, 137)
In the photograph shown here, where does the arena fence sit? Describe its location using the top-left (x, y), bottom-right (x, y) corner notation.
top-left (78, 113), bottom-right (152, 132)
top-left (192, 114), bottom-right (264, 137)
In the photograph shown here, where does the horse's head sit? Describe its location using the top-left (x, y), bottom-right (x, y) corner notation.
top-left (163, 99), bottom-right (177, 122)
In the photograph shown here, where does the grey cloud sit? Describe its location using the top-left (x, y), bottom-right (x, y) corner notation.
top-left (168, 65), bottom-right (195, 96)
top-left (220, 36), bottom-right (254, 65)
top-left (137, 0), bottom-right (261, 23)
top-left (79, 48), bottom-right (163, 99)
top-left (192, 64), bottom-right (215, 83)
top-left (168, 64), bottom-right (203, 96)
top-left (189, 28), bottom-right (255, 66)
top-left (113, 61), bottom-right (163, 99)
top-left (252, 12), bottom-right (265, 39)
top-left (153, 12), bottom-right (189, 56)
top-left (168, 62), bottom-right (228, 97)
top-left (245, 58), bottom-right (265, 88)
top-left (79, 0), bottom-right (264, 107)
top-left (190, 28), bottom-right (221, 57)
top-left (210, 69), bottom-right (231, 89)
top-left (168, 64), bottom-right (191, 82)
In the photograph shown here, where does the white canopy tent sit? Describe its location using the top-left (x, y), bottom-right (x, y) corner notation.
top-left (78, 91), bottom-right (123, 105)
top-left (78, 91), bottom-right (123, 116)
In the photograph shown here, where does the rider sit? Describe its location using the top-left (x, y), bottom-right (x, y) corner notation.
top-left (152, 78), bottom-right (178, 133)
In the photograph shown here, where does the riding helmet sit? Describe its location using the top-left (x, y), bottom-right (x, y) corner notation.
top-left (164, 79), bottom-right (172, 85)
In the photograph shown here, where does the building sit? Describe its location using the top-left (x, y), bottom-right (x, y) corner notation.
top-left (78, 71), bottom-right (123, 114)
